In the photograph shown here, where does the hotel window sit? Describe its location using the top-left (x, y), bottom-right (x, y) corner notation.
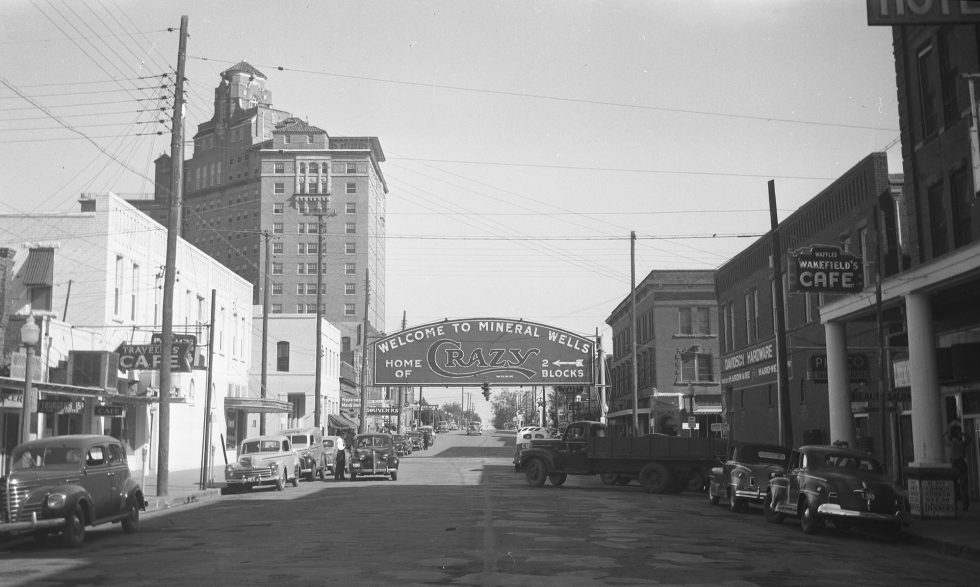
top-left (114, 255), bottom-right (123, 316)
top-left (273, 222), bottom-right (283, 234)
top-left (271, 303), bottom-right (282, 314)
top-left (307, 243), bottom-right (318, 255)
top-left (272, 282), bottom-right (283, 295)
top-left (916, 44), bottom-right (938, 139)
top-left (272, 243), bottom-right (283, 255)
top-left (345, 223), bottom-right (356, 234)
top-left (345, 242), bottom-right (356, 254)
top-left (309, 162), bottom-right (319, 174)
top-left (345, 303), bottom-right (356, 316)
top-left (346, 162), bottom-right (357, 173)
top-left (309, 182), bottom-right (318, 194)
top-left (273, 202), bottom-right (284, 214)
top-left (345, 263), bottom-right (356, 275)
top-left (297, 264), bottom-right (305, 275)
top-left (274, 183), bottom-right (285, 194)
top-left (296, 304), bottom-right (305, 313)
top-left (345, 283), bottom-right (356, 295)
top-left (130, 263), bottom-right (139, 320)
top-left (680, 348), bottom-right (714, 383)
top-left (679, 307), bottom-right (711, 335)
top-left (297, 284), bottom-right (305, 295)
top-left (346, 202), bottom-right (356, 214)
top-left (306, 284), bottom-right (317, 295)
top-left (308, 223), bottom-right (318, 234)
top-left (298, 223), bottom-right (306, 234)
top-left (307, 263), bottom-right (318, 274)
top-left (346, 182), bottom-right (356, 194)
top-left (300, 163), bottom-right (306, 174)
top-left (297, 244), bottom-right (306, 255)
top-left (274, 162), bottom-right (284, 173)
top-left (307, 304), bottom-right (317, 313)
top-left (276, 341), bottom-right (290, 372)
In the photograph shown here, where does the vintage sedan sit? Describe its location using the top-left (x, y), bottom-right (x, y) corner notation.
top-left (282, 427), bottom-right (326, 481)
top-left (349, 433), bottom-right (399, 481)
top-left (223, 435), bottom-right (300, 493)
top-left (708, 442), bottom-right (789, 512)
top-left (392, 434), bottom-right (412, 456)
top-left (0, 435), bottom-right (146, 547)
top-left (764, 445), bottom-right (908, 536)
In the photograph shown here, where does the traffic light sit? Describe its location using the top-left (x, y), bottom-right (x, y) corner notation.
top-left (482, 381), bottom-right (491, 400)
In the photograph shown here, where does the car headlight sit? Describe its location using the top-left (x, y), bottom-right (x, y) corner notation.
top-left (269, 462), bottom-right (280, 473)
top-left (46, 493), bottom-right (67, 510)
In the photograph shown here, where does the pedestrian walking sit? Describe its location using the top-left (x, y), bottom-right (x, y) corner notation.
top-left (335, 435), bottom-right (348, 480)
top-left (946, 421), bottom-right (971, 511)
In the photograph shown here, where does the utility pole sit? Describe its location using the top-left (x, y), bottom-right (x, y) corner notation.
top-left (158, 14), bottom-right (188, 497)
top-left (198, 289), bottom-right (216, 490)
top-left (630, 230), bottom-right (639, 435)
top-left (398, 311), bottom-right (406, 433)
top-left (260, 231), bottom-right (272, 435)
top-left (358, 269), bottom-right (370, 433)
top-left (769, 180), bottom-right (793, 448)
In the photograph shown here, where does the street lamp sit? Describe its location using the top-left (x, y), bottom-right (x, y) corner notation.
top-left (20, 315), bottom-right (41, 444)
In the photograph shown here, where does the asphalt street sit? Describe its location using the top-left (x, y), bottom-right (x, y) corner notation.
top-left (2, 430), bottom-right (979, 586)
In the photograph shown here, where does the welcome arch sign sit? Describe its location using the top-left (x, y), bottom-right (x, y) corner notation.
top-left (373, 318), bottom-right (594, 386)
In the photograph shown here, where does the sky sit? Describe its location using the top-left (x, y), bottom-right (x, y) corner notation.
top-left (0, 1), bottom-right (901, 418)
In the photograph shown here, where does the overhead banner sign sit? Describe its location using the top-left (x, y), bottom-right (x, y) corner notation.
top-left (788, 245), bottom-right (864, 294)
top-left (373, 318), bottom-right (594, 386)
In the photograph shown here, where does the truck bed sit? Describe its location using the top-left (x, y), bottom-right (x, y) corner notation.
top-left (589, 435), bottom-right (727, 461)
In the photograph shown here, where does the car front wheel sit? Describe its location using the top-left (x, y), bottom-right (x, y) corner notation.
top-left (121, 497), bottom-right (140, 533)
top-left (276, 472), bottom-right (286, 491)
top-left (62, 505), bottom-right (86, 547)
top-left (390, 470), bottom-right (398, 481)
top-left (801, 498), bottom-right (821, 534)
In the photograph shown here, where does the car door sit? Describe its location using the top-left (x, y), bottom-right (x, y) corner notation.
top-left (562, 423), bottom-right (592, 473)
top-left (82, 443), bottom-right (114, 520)
top-left (787, 450), bottom-right (805, 508)
top-left (105, 442), bottom-right (129, 515)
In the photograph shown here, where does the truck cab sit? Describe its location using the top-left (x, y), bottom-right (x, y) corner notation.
top-left (520, 421), bottom-right (607, 483)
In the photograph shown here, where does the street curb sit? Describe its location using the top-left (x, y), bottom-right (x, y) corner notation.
top-left (905, 532), bottom-right (980, 561)
top-left (144, 489), bottom-right (221, 513)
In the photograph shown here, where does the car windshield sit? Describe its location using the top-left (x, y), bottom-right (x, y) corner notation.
top-left (289, 435), bottom-right (309, 447)
top-left (357, 436), bottom-right (390, 448)
top-left (11, 445), bottom-right (83, 470)
top-left (241, 440), bottom-right (282, 453)
top-left (822, 453), bottom-right (883, 474)
top-left (742, 447), bottom-right (788, 465)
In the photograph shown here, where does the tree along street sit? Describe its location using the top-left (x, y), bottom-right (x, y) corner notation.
top-left (2, 430), bottom-right (979, 586)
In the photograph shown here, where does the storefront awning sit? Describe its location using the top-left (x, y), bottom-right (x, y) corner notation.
top-left (20, 248), bottom-right (54, 286)
top-left (329, 413), bottom-right (359, 430)
top-left (224, 397), bottom-right (293, 414)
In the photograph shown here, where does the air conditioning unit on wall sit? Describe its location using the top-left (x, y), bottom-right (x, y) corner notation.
top-left (67, 351), bottom-right (119, 389)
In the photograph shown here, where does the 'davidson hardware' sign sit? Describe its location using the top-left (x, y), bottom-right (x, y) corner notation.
top-left (373, 318), bottom-right (594, 386)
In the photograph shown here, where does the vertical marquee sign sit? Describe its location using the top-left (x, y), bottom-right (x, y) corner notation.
top-left (373, 318), bottom-right (594, 386)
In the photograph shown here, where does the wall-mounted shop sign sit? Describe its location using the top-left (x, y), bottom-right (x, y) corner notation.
top-left (721, 341), bottom-right (778, 387)
top-left (374, 318), bottom-right (593, 385)
top-left (115, 333), bottom-right (197, 372)
top-left (788, 245), bottom-right (864, 294)
top-left (867, 0), bottom-right (980, 25)
top-left (808, 353), bottom-right (870, 383)
top-left (94, 405), bottom-right (125, 417)
top-left (39, 399), bottom-right (85, 414)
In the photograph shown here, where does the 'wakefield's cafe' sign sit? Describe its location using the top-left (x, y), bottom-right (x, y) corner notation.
top-left (788, 245), bottom-right (864, 294)
top-left (373, 318), bottom-right (594, 386)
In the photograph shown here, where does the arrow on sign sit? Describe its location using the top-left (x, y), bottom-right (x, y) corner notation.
top-left (552, 359), bottom-right (584, 367)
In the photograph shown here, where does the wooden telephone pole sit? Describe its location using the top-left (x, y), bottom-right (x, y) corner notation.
top-left (158, 14), bottom-right (188, 497)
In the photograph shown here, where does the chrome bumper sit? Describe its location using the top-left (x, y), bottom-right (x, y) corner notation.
top-left (817, 503), bottom-right (908, 524)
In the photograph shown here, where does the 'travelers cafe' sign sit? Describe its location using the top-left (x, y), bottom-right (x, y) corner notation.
top-left (721, 341), bottom-right (778, 387)
top-left (373, 318), bottom-right (594, 386)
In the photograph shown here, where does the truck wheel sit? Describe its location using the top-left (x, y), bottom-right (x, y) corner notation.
top-left (549, 473), bottom-right (567, 486)
top-left (599, 472), bottom-right (617, 485)
top-left (800, 498), bottom-right (821, 534)
top-left (525, 457), bottom-right (548, 487)
top-left (764, 490), bottom-right (785, 524)
top-left (639, 463), bottom-right (673, 494)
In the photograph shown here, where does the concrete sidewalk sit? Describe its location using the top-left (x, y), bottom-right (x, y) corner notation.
top-left (140, 466), bottom-right (224, 513)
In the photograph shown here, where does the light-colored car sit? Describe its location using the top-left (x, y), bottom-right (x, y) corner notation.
top-left (0, 435), bottom-right (146, 547)
top-left (513, 426), bottom-right (555, 471)
top-left (282, 427), bottom-right (327, 481)
top-left (467, 423), bottom-right (482, 436)
top-left (223, 435), bottom-right (300, 493)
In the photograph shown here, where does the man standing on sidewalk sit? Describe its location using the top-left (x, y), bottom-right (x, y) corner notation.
top-left (946, 421), bottom-right (971, 511)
